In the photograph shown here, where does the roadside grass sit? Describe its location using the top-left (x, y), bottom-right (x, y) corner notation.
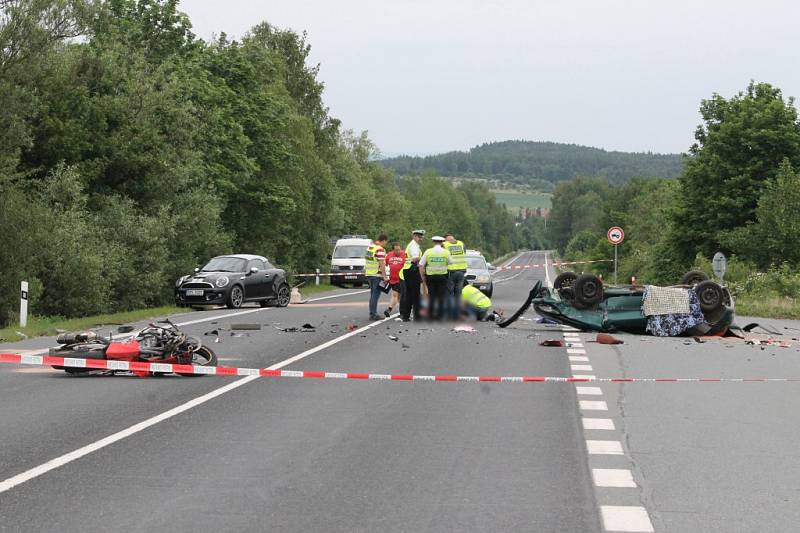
top-left (293, 281), bottom-right (340, 296)
top-left (734, 296), bottom-right (800, 320)
top-left (0, 306), bottom-right (185, 343)
top-left (492, 189), bottom-right (552, 212)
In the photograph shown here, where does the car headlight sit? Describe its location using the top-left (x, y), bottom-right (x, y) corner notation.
top-left (176, 275), bottom-right (189, 287)
top-left (215, 276), bottom-right (229, 288)
top-left (476, 275), bottom-right (490, 283)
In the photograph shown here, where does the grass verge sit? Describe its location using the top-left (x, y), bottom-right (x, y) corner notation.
top-left (0, 306), bottom-right (185, 343)
top-left (734, 296), bottom-right (800, 320)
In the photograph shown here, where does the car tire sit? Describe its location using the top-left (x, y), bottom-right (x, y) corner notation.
top-left (554, 272), bottom-right (578, 291)
top-left (574, 274), bottom-right (604, 308)
top-left (695, 280), bottom-right (724, 313)
top-left (275, 283), bottom-right (290, 307)
top-left (485, 286), bottom-right (493, 298)
top-left (226, 285), bottom-right (244, 309)
top-left (681, 270), bottom-right (709, 286)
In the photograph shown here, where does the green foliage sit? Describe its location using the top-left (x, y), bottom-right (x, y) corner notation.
top-left (0, 1), bottom-right (530, 325)
top-left (382, 140), bottom-right (684, 187)
top-left (671, 81), bottom-right (800, 262)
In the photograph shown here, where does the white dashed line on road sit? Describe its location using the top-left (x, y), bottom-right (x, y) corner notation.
top-left (582, 418), bottom-right (616, 431)
top-left (571, 364), bottom-right (594, 372)
top-left (576, 386), bottom-right (603, 396)
top-left (579, 400), bottom-right (609, 411)
top-left (586, 440), bottom-right (625, 455)
top-left (592, 469), bottom-right (638, 488)
top-left (600, 506), bottom-right (654, 532)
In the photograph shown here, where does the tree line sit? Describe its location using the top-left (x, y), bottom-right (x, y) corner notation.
top-left (0, 0), bottom-right (527, 325)
top-left (381, 140), bottom-right (684, 187)
top-left (552, 82), bottom-right (800, 296)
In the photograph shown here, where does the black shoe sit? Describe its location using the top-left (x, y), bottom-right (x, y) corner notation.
top-left (369, 315), bottom-right (382, 321)
top-left (384, 308), bottom-right (392, 318)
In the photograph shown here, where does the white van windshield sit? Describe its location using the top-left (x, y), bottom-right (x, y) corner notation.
top-left (333, 245), bottom-right (368, 259)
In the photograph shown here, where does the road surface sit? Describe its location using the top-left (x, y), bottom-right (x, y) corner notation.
top-left (1, 250), bottom-right (799, 532)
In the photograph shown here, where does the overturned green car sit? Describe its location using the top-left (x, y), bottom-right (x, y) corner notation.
top-left (500, 270), bottom-right (735, 336)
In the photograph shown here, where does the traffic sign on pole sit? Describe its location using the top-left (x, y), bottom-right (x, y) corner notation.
top-left (607, 227), bottom-right (624, 285)
top-left (607, 226), bottom-right (625, 245)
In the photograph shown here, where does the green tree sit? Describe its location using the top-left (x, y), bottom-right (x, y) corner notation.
top-left (671, 81), bottom-right (800, 262)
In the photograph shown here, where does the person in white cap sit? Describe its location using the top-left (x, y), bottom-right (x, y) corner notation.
top-left (419, 236), bottom-right (452, 320)
top-left (399, 229), bottom-right (426, 321)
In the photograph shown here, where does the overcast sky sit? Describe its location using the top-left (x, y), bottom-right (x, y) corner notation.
top-left (180, 0), bottom-right (800, 156)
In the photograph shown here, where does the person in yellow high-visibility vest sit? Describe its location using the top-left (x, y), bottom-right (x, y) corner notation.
top-left (443, 233), bottom-right (468, 320)
top-left (461, 284), bottom-right (500, 321)
top-left (365, 234), bottom-right (389, 320)
top-left (419, 236), bottom-right (452, 320)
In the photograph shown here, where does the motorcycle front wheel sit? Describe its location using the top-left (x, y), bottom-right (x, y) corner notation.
top-left (177, 346), bottom-right (218, 377)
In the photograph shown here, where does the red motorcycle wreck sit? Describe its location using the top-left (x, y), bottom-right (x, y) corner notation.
top-left (50, 320), bottom-right (217, 376)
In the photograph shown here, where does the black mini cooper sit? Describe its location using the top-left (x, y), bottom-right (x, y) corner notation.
top-left (175, 254), bottom-right (290, 309)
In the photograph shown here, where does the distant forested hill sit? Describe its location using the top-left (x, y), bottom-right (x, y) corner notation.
top-left (381, 140), bottom-right (684, 186)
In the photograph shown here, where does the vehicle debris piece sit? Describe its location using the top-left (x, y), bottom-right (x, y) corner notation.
top-left (453, 325), bottom-right (477, 333)
top-left (301, 323), bottom-right (315, 330)
top-left (596, 333), bottom-right (624, 345)
top-left (539, 339), bottom-right (564, 347)
top-left (231, 323), bottom-right (261, 331)
top-left (346, 324), bottom-right (358, 332)
top-left (388, 335), bottom-right (399, 341)
top-left (204, 329), bottom-right (220, 336)
top-left (117, 325), bottom-right (135, 333)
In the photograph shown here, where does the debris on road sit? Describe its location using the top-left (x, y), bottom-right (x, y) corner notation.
top-left (231, 323), bottom-right (262, 331)
top-left (539, 339), bottom-right (564, 347)
top-left (347, 324), bottom-right (358, 332)
top-left (453, 325), bottom-right (477, 333)
top-left (596, 333), bottom-right (624, 345)
top-left (388, 335), bottom-right (399, 341)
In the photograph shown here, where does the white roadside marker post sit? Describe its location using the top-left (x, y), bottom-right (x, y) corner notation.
top-left (315, 268), bottom-right (320, 286)
top-left (20, 281), bottom-right (29, 328)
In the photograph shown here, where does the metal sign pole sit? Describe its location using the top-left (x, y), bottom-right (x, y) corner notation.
top-left (614, 245), bottom-right (618, 285)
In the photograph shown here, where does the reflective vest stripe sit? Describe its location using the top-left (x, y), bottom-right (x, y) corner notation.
top-left (364, 244), bottom-right (383, 276)
top-left (444, 240), bottom-right (468, 271)
top-left (424, 249), bottom-right (449, 276)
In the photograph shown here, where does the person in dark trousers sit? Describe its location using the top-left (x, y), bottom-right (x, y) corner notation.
top-left (384, 242), bottom-right (406, 317)
top-left (365, 234), bottom-right (389, 320)
top-left (399, 229), bottom-right (425, 321)
top-left (419, 235), bottom-right (452, 320)
top-left (443, 232), bottom-right (468, 320)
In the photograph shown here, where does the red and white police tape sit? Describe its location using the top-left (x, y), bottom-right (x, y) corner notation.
top-left (292, 259), bottom-right (613, 278)
top-left (2, 353), bottom-right (799, 382)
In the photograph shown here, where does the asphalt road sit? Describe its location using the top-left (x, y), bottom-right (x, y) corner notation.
top-left (2, 251), bottom-right (800, 532)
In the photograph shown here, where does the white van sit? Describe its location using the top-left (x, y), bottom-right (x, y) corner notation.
top-left (330, 235), bottom-right (372, 286)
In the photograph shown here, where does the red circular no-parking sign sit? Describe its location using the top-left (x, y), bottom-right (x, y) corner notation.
top-left (607, 226), bottom-right (625, 245)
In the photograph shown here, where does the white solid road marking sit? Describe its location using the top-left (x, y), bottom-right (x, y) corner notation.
top-left (582, 418), bottom-right (616, 431)
top-left (600, 506), bottom-right (655, 532)
top-left (592, 469), bottom-right (637, 488)
top-left (586, 440), bottom-right (624, 455)
top-left (0, 311), bottom-right (398, 495)
top-left (579, 400), bottom-right (608, 411)
top-left (569, 355), bottom-right (590, 362)
top-left (571, 364), bottom-right (593, 372)
top-left (576, 386), bottom-right (603, 396)
top-left (567, 348), bottom-right (587, 355)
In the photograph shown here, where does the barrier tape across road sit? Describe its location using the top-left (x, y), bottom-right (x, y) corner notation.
top-left (292, 259), bottom-right (613, 277)
top-left (2, 354), bottom-right (799, 383)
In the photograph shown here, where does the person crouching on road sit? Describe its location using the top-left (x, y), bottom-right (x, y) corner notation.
top-left (384, 241), bottom-right (406, 317)
top-left (443, 232), bottom-right (468, 320)
top-left (419, 235), bottom-right (452, 320)
top-left (399, 229), bottom-right (426, 321)
top-left (365, 234), bottom-right (389, 320)
top-left (461, 284), bottom-right (500, 321)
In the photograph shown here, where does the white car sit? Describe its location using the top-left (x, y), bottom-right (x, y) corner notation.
top-left (465, 250), bottom-right (495, 297)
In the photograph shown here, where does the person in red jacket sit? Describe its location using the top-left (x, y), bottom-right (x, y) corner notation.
top-left (384, 242), bottom-right (407, 317)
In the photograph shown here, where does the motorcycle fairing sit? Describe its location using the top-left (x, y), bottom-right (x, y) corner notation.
top-left (106, 339), bottom-right (141, 360)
